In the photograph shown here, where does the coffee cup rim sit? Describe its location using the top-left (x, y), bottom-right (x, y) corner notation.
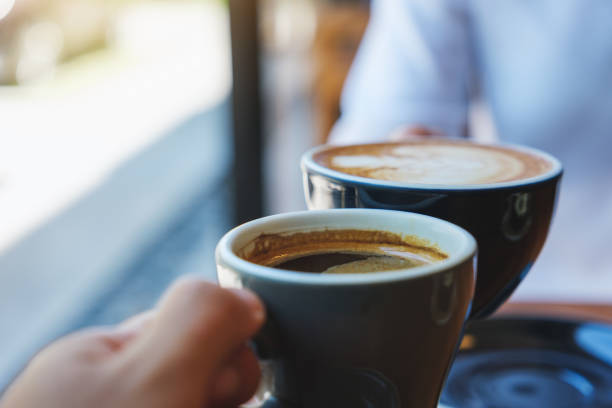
top-left (216, 209), bottom-right (477, 285)
top-left (301, 141), bottom-right (563, 191)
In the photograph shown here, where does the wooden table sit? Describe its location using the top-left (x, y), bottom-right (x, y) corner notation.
top-left (495, 302), bottom-right (612, 324)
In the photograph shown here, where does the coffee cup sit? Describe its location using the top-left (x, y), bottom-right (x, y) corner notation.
top-left (301, 140), bottom-right (562, 318)
top-left (216, 209), bottom-right (477, 408)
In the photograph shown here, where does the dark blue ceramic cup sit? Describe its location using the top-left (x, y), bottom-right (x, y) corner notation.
top-left (301, 142), bottom-right (562, 319)
top-left (216, 209), bottom-right (477, 408)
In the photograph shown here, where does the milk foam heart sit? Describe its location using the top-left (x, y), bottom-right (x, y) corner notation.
top-left (314, 141), bottom-right (554, 185)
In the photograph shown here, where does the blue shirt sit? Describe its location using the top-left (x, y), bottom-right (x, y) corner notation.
top-left (331, 0), bottom-right (612, 301)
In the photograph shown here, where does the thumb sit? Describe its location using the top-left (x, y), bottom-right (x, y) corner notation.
top-left (124, 278), bottom-right (265, 403)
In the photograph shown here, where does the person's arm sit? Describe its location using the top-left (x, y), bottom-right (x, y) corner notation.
top-left (0, 278), bottom-right (265, 408)
top-left (330, 0), bottom-right (474, 144)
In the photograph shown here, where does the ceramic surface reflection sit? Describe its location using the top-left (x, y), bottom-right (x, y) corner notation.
top-left (302, 143), bottom-right (562, 318)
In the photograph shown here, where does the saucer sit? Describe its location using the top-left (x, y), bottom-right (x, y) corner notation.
top-left (439, 317), bottom-right (612, 408)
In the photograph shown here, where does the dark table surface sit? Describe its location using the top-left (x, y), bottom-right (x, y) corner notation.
top-left (496, 302), bottom-right (612, 324)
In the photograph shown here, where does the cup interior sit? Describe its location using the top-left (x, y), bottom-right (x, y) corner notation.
top-left (216, 209), bottom-right (477, 285)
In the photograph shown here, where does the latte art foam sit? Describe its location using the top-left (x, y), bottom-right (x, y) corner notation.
top-left (314, 141), bottom-right (554, 185)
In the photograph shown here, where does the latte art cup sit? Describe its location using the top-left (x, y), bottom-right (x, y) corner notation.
top-left (216, 209), bottom-right (477, 408)
top-left (301, 141), bottom-right (562, 318)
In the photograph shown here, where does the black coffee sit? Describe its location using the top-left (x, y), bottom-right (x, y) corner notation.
top-left (272, 250), bottom-right (430, 274)
top-left (240, 229), bottom-right (447, 275)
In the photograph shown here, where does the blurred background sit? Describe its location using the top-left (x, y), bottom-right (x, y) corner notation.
top-left (0, 0), bottom-right (373, 388)
top-left (1, 0), bottom-right (610, 394)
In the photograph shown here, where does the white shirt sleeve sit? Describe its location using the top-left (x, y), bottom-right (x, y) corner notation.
top-left (329, 0), bottom-right (473, 144)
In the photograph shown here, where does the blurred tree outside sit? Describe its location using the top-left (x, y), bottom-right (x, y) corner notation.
top-left (0, 0), bottom-right (224, 85)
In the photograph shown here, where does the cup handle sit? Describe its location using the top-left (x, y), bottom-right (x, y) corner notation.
top-left (259, 397), bottom-right (294, 407)
top-left (242, 318), bottom-right (298, 408)
top-left (243, 363), bottom-right (296, 408)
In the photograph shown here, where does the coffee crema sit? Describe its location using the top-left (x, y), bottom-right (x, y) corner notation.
top-left (240, 229), bottom-right (447, 274)
top-left (313, 140), bottom-right (554, 185)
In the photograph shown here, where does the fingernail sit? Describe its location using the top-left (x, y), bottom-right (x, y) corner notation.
top-left (231, 289), bottom-right (265, 323)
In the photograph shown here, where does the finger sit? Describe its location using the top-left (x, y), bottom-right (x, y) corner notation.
top-left (75, 310), bottom-right (157, 355)
top-left (34, 326), bottom-right (131, 365)
top-left (72, 310), bottom-right (157, 355)
top-left (127, 277), bottom-right (265, 398)
top-left (389, 125), bottom-right (443, 141)
top-left (118, 310), bottom-right (156, 332)
top-left (109, 310), bottom-right (156, 345)
top-left (210, 344), bottom-right (261, 407)
top-left (52, 310), bottom-right (156, 356)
